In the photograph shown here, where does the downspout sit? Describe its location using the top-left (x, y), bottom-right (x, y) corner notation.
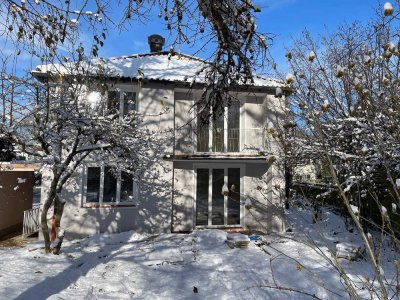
top-left (170, 88), bottom-right (176, 233)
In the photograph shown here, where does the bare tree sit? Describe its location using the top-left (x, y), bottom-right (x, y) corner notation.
top-left (0, 1), bottom-right (273, 253)
top-left (4, 59), bottom-right (170, 253)
top-left (279, 2), bottom-right (400, 298)
top-left (0, 0), bottom-right (272, 96)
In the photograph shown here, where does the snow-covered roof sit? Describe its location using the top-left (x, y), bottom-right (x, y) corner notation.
top-left (33, 52), bottom-right (283, 88)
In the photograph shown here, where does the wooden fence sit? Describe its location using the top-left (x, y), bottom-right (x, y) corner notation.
top-left (23, 205), bottom-right (40, 236)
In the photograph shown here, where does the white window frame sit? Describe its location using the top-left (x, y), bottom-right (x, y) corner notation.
top-left (195, 102), bottom-right (243, 153)
top-left (193, 163), bottom-right (245, 228)
top-left (82, 164), bottom-right (139, 206)
top-left (106, 83), bottom-right (139, 118)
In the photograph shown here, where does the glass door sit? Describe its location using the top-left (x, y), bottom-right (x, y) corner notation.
top-left (195, 167), bottom-right (241, 226)
top-left (195, 169), bottom-right (209, 225)
top-left (212, 169), bottom-right (225, 225)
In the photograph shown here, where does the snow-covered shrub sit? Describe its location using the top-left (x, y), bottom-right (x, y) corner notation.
top-left (281, 5), bottom-right (400, 298)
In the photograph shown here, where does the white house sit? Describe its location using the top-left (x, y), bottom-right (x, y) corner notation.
top-left (33, 35), bottom-right (287, 239)
top-left (293, 159), bottom-right (321, 183)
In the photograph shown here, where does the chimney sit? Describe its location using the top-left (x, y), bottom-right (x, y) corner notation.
top-left (148, 34), bottom-right (165, 52)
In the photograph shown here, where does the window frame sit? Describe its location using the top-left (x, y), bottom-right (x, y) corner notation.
top-left (106, 84), bottom-right (138, 118)
top-left (82, 164), bottom-right (139, 208)
top-left (195, 101), bottom-right (242, 153)
top-left (193, 163), bottom-right (245, 228)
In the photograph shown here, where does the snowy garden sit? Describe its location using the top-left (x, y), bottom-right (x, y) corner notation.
top-left (1, 202), bottom-right (398, 299)
top-left (0, 1), bottom-right (400, 299)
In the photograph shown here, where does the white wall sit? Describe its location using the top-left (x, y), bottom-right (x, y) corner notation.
top-left (174, 91), bottom-right (195, 155)
top-left (171, 161), bottom-right (195, 232)
top-left (40, 82), bottom-right (175, 240)
top-left (243, 162), bottom-right (285, 233)
top-left (40, 83), bottom-right (286, 238)
top-left (171, 89), bottom-right (286, 233)
top-left (40, 163), bottom-right (173, 240)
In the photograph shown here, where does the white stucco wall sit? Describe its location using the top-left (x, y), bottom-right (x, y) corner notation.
top-left (40, 83), bottom-right (286, 238)
top-left (40, 161), bottom-right (173, 240)
top-left (174, 91), bottom-right (195, 155)
top-left (40, 82), bottom-right (175, 240)
top-left (171, 161), bottom-right (194, 232)
top-left (171, 89), bottom-right (286, 233)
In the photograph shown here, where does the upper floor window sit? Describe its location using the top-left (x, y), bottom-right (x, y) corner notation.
top-left (197, 102), bottom-right (240, 153)
top-left (84, 166), bottom-right (139, 206)
top-left (107, 91), bottom-right (120, 114)
top-left (123, 92), bottom-right (136, 116)
top-left (106, 88), bottom-right (137, 116)
top-left (86, 85), bottom-right (138, 117)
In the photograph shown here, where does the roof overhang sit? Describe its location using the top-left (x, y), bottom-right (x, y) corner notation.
top-left (31, 72), bottom-right (289, 95)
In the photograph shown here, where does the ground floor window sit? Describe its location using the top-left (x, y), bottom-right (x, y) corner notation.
top-left (84, 166), bottom-right (138, 205)
top-left (195, 166), bottom-right (242, 226)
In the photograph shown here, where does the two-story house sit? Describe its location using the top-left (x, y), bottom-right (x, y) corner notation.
top-left (34, 35), bottom-right (287, 239)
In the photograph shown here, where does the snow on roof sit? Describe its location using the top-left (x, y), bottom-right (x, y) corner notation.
top-left (33, 52), bottom-right (283, 88)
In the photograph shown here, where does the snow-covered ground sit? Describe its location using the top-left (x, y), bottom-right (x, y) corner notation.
top-left (0, 204), bottom-right (399, 299)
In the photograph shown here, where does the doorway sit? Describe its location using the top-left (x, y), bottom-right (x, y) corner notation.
top-left (195, 166), bottom-right (242, 227)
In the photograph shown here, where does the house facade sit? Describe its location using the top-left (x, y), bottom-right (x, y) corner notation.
top-left (293, 159), bottom-right (322, 183)
top-left (36, 36), bottom-right (287, 239)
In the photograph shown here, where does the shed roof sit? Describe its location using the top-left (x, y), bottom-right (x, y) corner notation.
top-left (0, 162), bottom-right (41, 171)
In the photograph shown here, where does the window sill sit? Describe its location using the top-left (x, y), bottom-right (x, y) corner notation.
top-left (195, 225), bottom-right (242, 229)
top-left (82, 203), bottom-right (136, 208)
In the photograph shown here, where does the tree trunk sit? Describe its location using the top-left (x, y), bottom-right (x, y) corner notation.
top-left (52, 195), bottom-right (66, 254)
top-left (284, 159), bottom-right (292, 209)
top-left (40, 194), bottom-right (54, 252)
top-left (54, 195), bottom-right (65, 228)
top-left (51, 232), bottom-right (65, 255)
top-left (41, 175), bottom-right (59, 253)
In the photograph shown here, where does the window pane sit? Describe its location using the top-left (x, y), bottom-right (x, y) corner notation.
top-left (228, 103), bottom-right (240, 152)
top-left (107, 91), bottom-right (120, 114)
top-left (197, 109), bottom-right (209, 152)
top-left (103, 167), bottom-right (117, 202)
top-left (212, 169), bottom-right (224, 225)
top-left (123, 92), bottom-right (136, 116)
top-left (86, 167), bottom-right (100, 202)
top-left (120, 171), bottom-right (133, 202)
top-left (212, 112), bottom-right (224, 152)
top-left (196, 169), bottom-right (209, 225)
top-left (228, 168), bottom-right (241, 225)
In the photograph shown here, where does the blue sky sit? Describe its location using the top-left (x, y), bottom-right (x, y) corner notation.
top-left (263, 0), bottom-right (379, 70)
top-left (8, 0), bottom-right (382, 75)
top-left (96, 0), bottom-right (381, 73)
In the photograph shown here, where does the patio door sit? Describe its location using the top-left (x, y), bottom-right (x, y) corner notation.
top-left (195, 166), bottom-right (241, 226)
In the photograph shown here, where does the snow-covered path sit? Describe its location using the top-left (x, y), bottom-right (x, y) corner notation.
top-left (0, 206), bottom-right (399, 299)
